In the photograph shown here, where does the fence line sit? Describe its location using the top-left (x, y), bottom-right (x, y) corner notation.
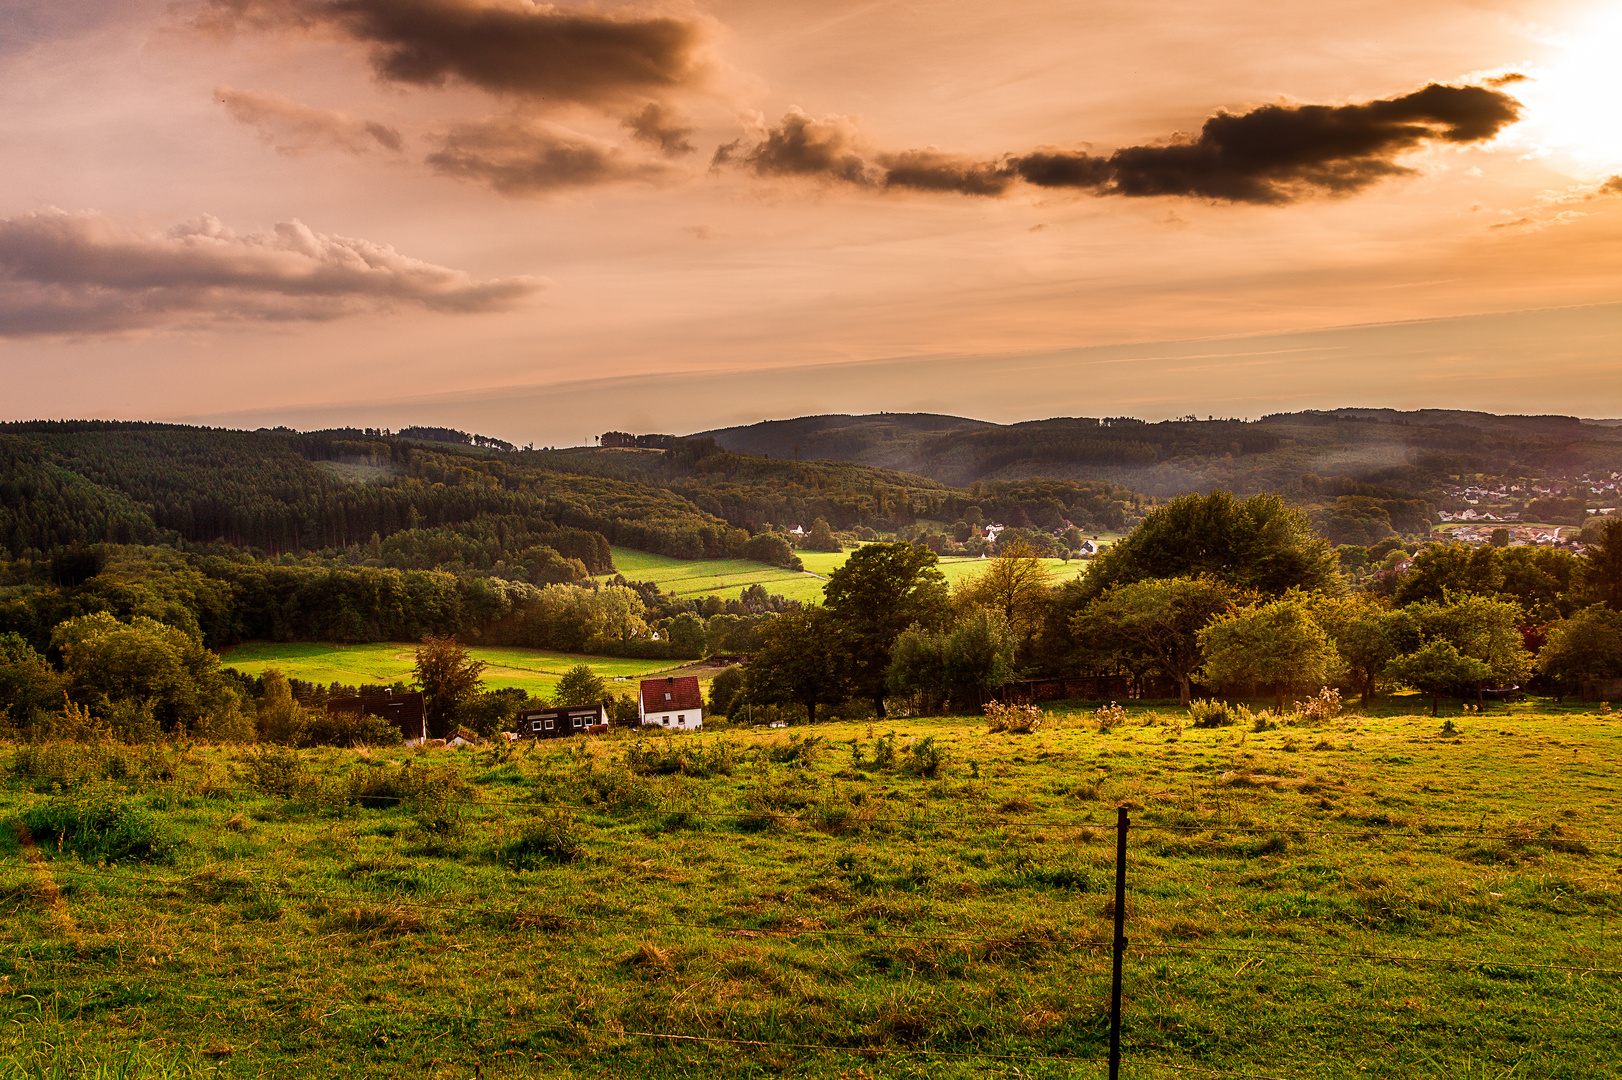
top-left (5, 774), bottom-right (1616, 845)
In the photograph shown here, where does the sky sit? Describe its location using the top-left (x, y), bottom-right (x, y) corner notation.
top-left (1, 0), bottom-right (1620, 443)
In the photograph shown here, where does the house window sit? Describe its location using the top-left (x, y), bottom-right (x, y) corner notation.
top-left (544, 718), bottom-right (555, 731)
top-left (664, 692), bottom-right (672, 701)
top-left (531, 720), bottom-right (543, 732)
top-left (573, 716), bottom-right (583, 728)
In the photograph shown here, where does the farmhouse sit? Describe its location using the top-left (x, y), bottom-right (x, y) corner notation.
top-left (515, 703), bottom-right (609, 739)
top-left (640, 675), bottom-right (704, 730)
top-left (327, 692), bottom-right (426, 743)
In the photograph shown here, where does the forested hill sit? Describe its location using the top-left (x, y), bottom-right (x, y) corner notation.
top-left (698, 410), bottom-right (1622, 496)
top-left (0, 421), bottom-right (1148, 568)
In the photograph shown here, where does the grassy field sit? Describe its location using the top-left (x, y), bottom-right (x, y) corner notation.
top-left (3, 699), bottom-right (1619, 1078)
top-left (218, 642), bottom-right (684, 698)
top-left (606, 546), bottom-right (1093, 604)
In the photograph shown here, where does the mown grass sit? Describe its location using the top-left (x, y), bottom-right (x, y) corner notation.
top-left (2, 700), bottom-right (1619, 1078)
top-left (217, 642), bottom-right (683, 698)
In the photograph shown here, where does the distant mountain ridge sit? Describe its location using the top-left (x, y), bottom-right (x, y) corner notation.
top-left (696, 409), bottom-right (1622, 495)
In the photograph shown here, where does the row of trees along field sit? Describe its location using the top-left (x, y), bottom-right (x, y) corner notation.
top-left (716, 491), bottom-right (1622, 724)
top-left (8, 488), bottom-right (1622, 742)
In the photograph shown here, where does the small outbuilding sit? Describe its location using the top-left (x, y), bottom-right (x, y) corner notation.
top-left (515, 703), bottom-right (609, 739)
top-left (639, 676), bottom-right (704, 730)
top-left (327, 692), bottom-right (427, 744)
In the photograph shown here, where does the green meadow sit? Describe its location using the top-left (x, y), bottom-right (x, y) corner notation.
top-left (605, 546), bottom-right (1093, 604)
top-left (217, 642), bottom-right (684, 699)
top-left (3, 700), bottom-right (1619, 1078)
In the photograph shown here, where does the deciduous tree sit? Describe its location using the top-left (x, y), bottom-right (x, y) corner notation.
top-left (1386, 641), bottom-right (1490, 716)
top-left (742, 607), bottom-right (850, 724)
top-left (413, 635), bottom-right (486, 737)
top-left (1075, 576), bottom-right (1237, 707)
top-left (1081, 491), bottom-right (1341, 602)
top-left (1198, 599), bottom-right (1341, 713)
top-left (553, 664), bottom-right (607, 707)
top-left (823, 543), bottom-right (950, 716)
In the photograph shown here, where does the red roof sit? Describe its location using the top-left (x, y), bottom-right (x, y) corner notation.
top-left (641, 676), bottom-right (703, 713)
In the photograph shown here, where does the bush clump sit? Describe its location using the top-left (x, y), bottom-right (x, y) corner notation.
top-left (900, 736), bottom-right (946, 778)
top-left (1292, 687), bottom-right (1343, 722)
top-left (1188, 699), bottom-right (1234, 728)
top-left (19, 786), bottom-right (178, 863)
top-left (501, 810), bottom-right (585, 868)
top-left (1095, 702), bottom-right (1128, 731)
top-left (984, 701), bottom-right (1044, 734)
top-left (625, 740), bottom-right (736, 778)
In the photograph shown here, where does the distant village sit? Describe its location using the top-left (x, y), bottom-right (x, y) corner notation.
top-left (1433, 470), bottom-right (1620, 550)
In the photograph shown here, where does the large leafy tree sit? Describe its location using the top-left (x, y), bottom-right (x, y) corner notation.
top-left (742, 607), bottom-right (850, 724)
top-left (1387, 641), bottom-right (1490, 717)
top-left (1538, 605), bottom-right (1622, 699)
top-left (51, 612), bottom-right (241, 733)
top-left (0, 631), bottom-right (67, 729)
top-left (1310, 596), bottom-right (1419, 704)
top-left (823, 543), bottom-right (951, 716)
top-left (1073, 576), bottom-right (1238, 706)
top-left (961, 537), bottom-right (1051, 647)
top-left (413, 635), bottom-right (487, 737)
top-left (1198, 598), bottom-right (1341, 713)
top-left (1582, 518), bottom-right (1622, 611)
top-left (1406, 595), bottom-right (1532, 705)
top-left (887, 609), bottom-right (1017, 713)
top-left (553, 664), bottom-right (607, 707)
top-left (1080, 491), bottom-right (1341, 603)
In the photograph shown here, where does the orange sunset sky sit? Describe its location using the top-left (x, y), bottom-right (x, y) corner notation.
top-left (2, 0), bottom-right (1620, 442)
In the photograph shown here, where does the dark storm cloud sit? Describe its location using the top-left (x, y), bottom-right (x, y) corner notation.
top-left (216, 86), bottom-right (403, 155)
top-left (0, 208), bottom-right (541, 336)
top-left (735, 84), bottom-right (1521, 205)
top-left (744, 109), bottom-right (872, 184)
top-left (425, 116), bottom-right (669, 195)
top-left (196, 0), bottom-right (709, 107)
top-left (1059, 82), bottom-right (1523, 203)
top-left (623, 103), bottom-right (695, 157)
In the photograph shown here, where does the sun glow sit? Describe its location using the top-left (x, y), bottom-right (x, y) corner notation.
top-left (1513, 5), bottom-right (1622, 174)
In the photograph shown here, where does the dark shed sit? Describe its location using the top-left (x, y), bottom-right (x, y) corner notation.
top-left (327, 692), bottom-right (427, 742)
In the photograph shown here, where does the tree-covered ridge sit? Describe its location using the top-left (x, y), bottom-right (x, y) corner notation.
top-left (699, 409), bottom-right (1622, 501)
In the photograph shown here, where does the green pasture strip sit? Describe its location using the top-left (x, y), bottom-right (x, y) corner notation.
top-left (608, 547), bottom-right (1088, 606)
top-left (2, 703), bottom-right (1619, 1078)
top-left (602, 547), bottom-right (825, 602)
top-left (218, 641), bottom-right (681, 697)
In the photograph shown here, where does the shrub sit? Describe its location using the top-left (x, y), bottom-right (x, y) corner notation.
top-left (870, 734), bottom-right (896, 771)
top-left (765, 734), bottom-right (823, 765)
top-left (500, 810), bottom-right (585, 868)
top-left (19, 786), bottom-right (178, 863)
top-left (346, 762), bottom-right (473, 815)
top-left (305, 710), bottom-right (405, 748)
top-left (1187, 699), bottom-right (1233, 728)
top-left (1292, 687), bottom-right (1343, 722)
top-left (625, 740), bottom-right (737, 778)
top-left (900, 736), bottom-right (946, 778)
top-left (10, 743), bottom-right (135, 790)
top-left (984, 700), bottom-right (1044, 734)
top-left (1095, 702), bottom-right (1127, 731)
top-left (240, 745), bottom-right (313, 799)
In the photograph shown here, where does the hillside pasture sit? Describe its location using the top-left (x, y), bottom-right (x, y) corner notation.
top-left (218, 641), bottom-right (682, 698)
top-left (607, 546), bottom-right (1092, 604)
top-left (3, 702), bottom-right (1618, 1078)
